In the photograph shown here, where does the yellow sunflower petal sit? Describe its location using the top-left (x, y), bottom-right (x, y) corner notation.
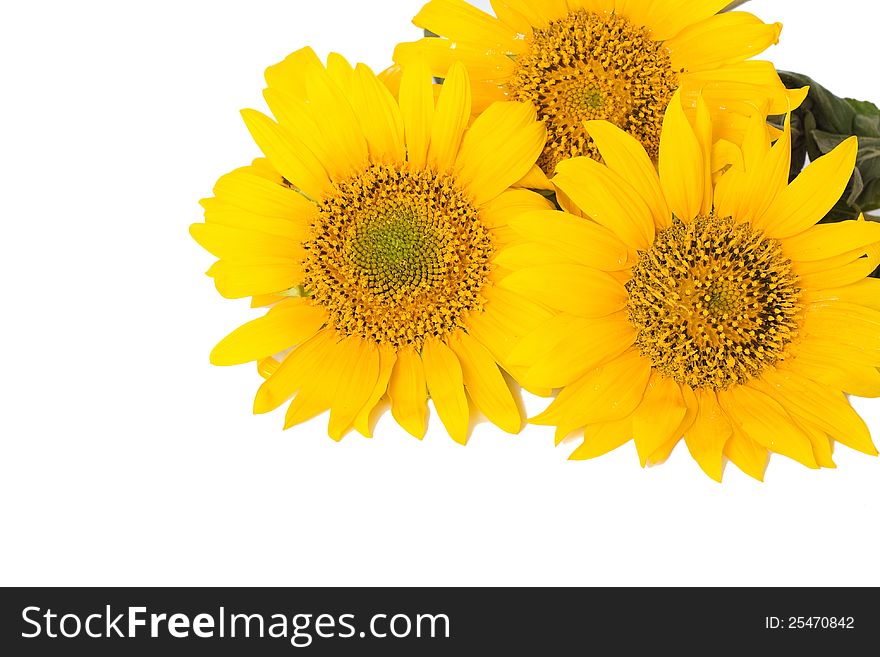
top-left (429, 62), bottom-right (472, 171)
top-left (413, 0), bottom-right (525, 52)
top-left (741, 108), bottom-right (774, 169)
top-left (555, 412), bottom-right (589, 447)
top-left (354, 344), bottom-right (398, 438)
top-left (569, 415), bottom-right (634, 461)
top-left (464, 286), bottom-right (555, 364)
top-left (646, 437), bottom-right (683, 467)
top-left (393, 38), bottom-right (516, 85)
top-left (479, 189), bottom-right (556, 230)
top-left (455, 101), bottom-right (546, 206)
top-left (723, 430), bottom-right (769, 482)
top-left (738, 114), bottom-right (792, 227)
top-left (492, 242), bottom-right (582, 269)
top-left (506, 313), bottom-right (585, 369)
top-left (806, 278), bottom-right (880, 312)
top-left (783, 216), bottom-right (880, 262)
top-left (533, 0), bottom-right (570, 23)
top-left (471, 83), bottom-right (510, 116)
top-left (496, 0), bottom-right (574, 29)
top-left (258, 356), bottom-right (281, 380)
top-left (349, 63), bottom-right (406, 165)
top-left (665, 13), bottom-right (782, 73)
top-left (647, 384), bottom-right (697, 466)
top-left (449, 331), bottom-right (522, 434)
top-left (682, 60), bottom-right (805, 116)
top-left (240, 109), bottom-right (331, 200)
top-left (570, 0), bottom-right (615, 13)
top-left (508, 209), bottom-right (632, 271)
top-left (804, 301), bottom-right (880, 358)
top-left (683, 83), bottom-right (775, 127)
top-left (247, 157), bottom-right (283, 183)
top-left (515, 313), bottom-right (636, 389)
top-left (262, 88), bottom-right (340, 179)
top-left (718, 385), bottom-right (818, 468)
top-left (514, 164), bottom-right (554, 192)
top-left (618, 0), bottom-right (731, 42)
top-left (201, 197), bottom-right (310, 242)
top-left (254, 329), bottom-right (337, 415)
top-left (633, 374), bottom-right (688, 468)
top-left (190, 223), bottom-right (304, 261)
top-left (658, 91), bottom-right (704, 223)
top-left (388, 347), bottom-right (429, 440)
top-left (326, 52), bottom-right (355, 92)
top-left (251, 294), bottom-right (281, 309)
top-left (793, 418), bottom-right (836, 469)
top-left (498, 264), bottom-right (627, 317)
top-left (422, 338), bottom-right (471, 444)
top-left (327, 337), bottom-right (380, 441)
top-left (533, 350), bottom-right (651, 428)
top-left (264, 47), bottom-right (324, 100)
top-left (712, 161), bottom-right (747, 222)
top-left (554, 156), bottom-right (655, 250)
top-left (683, 389), bottom-right (731, 482)
top-left (759, 136), bottom-right (858, 238)
top-left (584, 119), bottom-right (670, 228)
top-left (399, 59), bottom-right (435, 170)
top-left (785, 349), bottom-right (880, 399)
top-left (797, 337), bottom-right (880, 370)
top-left (212, 166), bottom-right (316, 219)
top-left (283, 336), bottom-right (378, 434)
top-left (304, 66), bottom-right (370, 178)
top-left (490, 0), bottom-right (536, 33)
top-left (211, 299), bottom-right (327, 366)
top-left (755, 370), bottom-right (878, 457)
top-left (693, 96), bottom-right (714, 215)
top-left (711, 139), bottom-right (745, 177)
top-left (378, 63), bottom-right (402, 98)
top-left (684, 82), bottom-right (803, 131)
top-left (795, 243), bottom-right (880, 290)
top-left (820, 287), bottom-right (880, 328)
top-left (207, 258), bottom-right (302, 300)
top-left (284, 338), bottom-right (348, 430)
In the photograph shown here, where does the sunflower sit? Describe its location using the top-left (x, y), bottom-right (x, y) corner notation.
top-left (191, 48), bottom-right (556, 443)
top-left (395, 0), bottom-right (804, 181)
top-left (503, 95), bottom-right (880, 480)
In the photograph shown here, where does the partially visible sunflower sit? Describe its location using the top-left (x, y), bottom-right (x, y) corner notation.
top-left (191, 49), bottom-right (556, 443)
top-left (395, 0), bottom-right (804, 181)
top-left (502, 94), bottom-right (880, 480)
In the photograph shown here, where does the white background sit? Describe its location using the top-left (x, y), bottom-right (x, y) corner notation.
top-left (1, 0), bottom-right (878, 587)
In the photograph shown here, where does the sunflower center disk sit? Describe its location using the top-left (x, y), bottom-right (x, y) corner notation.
top-left (304, 165), bottom-right (493, 348)
top-left (512, 10), bottom-right (679, 175)
top-left (626, 216), bottom-right (801, 390)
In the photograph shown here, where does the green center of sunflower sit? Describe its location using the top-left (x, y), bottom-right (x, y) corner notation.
top-left (565, 84), bottom-right (606, 112)
top-left (511, 9), bottom-right (680, 176)
top-left (303, 165), bottom-right (493, 347)
top-left (350, 210), bottom-right (443, 293)
top-left (626, 215), bottom-right (801, 390)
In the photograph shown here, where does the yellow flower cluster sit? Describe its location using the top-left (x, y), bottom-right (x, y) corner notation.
top-left (191, 0), bottom-right (880, 481)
